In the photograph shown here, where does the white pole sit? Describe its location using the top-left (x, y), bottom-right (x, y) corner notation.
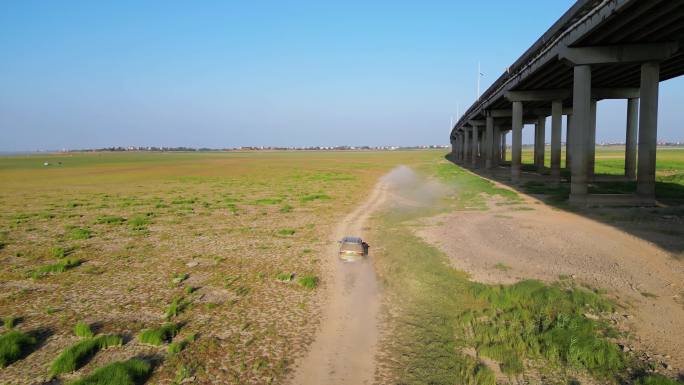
top-left (477, 61), bottom-right (481, 99)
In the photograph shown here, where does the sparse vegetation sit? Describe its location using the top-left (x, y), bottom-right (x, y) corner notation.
top-left (66, 358), bottom-right (152, 385)
top-left (3, 317), bottom-right (17, 330)
top-left (95, 215), bottom-right (126, 225)
top-left (66, 226), bottom-right (91, 240)
top-left (138, 323), bottom-right (179, 346)
top-left (164, 297), bottom-right (189, 319)
top-left (0, 330), bottom-right (37, 367)
top-left (277, 228), bottom-right (296, 236)
top-left (276, 272), bottom-right (294, 282)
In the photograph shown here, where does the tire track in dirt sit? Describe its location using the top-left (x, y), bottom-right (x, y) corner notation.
top-left (290, 180), bottom-right (388, 385)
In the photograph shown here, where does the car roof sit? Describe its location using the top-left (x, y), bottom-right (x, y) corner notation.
top-left (341, 236), bottom-right (362, 243)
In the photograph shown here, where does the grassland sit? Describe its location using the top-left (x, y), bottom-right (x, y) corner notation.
top-left (0, 150), bottom-right (440, 384)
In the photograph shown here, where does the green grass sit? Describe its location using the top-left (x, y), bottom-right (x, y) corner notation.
top-left (66, 226), bottom-right (92, 240)
top-left (279, 204), bottom-right (293, 213)
top-left (3, 317), bottom-right (17, 330)
top-left (138, 323), bottom-right (179, 346)
top-left (0, 330), bottom-right (37, 367)
top-left (493, 262), bottom-right (510, 271)
top-left (254, 198), bottom-right (282, 205)
top-left (300, 193), bottom-right (331, 203)
top-left (434, 161), bottom-right (521, 209)
top-left (128, 215), bottom-right (151, 232)
top-left (31, 257), bottom-right (82, 278)
top-left (277, 228), bottom-right (296, 236)
top-left (95, 215), bottom-right (126, 225)
top-left (65, 358), bottom-right (152, 385)
top-left (74, 321), bottom-right (94, 338)
top-left (297, 275), bottom-right (319, 289)
top-left (164, 297), bottom-right (189, 319)
top-left (50, 335), bottom-right (123, 376)
top-left (276, 272), bottom-right (294, 282)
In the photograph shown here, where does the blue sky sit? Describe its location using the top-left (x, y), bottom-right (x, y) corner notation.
top-left (1, 0), bottom-right (682, 151)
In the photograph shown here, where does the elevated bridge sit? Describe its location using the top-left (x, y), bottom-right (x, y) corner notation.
top-left (450, 0), bottom-right (684, 205)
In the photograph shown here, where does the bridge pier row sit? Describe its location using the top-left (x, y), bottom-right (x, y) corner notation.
top-left (511, 101), bottom-right (523, 184)
top-left (625, 98), bottom-right (639, 180)
top-left (569, 65), bottom-right (592, 204)
top-left (636, 61), bottom-right (660, 199)
top-left (550, 101), bottom-right (563, 181)
top-left (534, 116), bottom-right (546, 172)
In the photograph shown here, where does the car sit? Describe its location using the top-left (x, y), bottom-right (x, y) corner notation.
top-left (338, 236), bottom-right (368, 261)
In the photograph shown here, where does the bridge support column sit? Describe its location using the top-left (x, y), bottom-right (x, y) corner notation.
top-left (471, 126), bottom-right (478, 167)
top-left (534, 116), bottom-right (546, 172)
top-left (550, 100), bottom-right (563, 180)
top-left (570, 65), bottom-right (592, 203)
top-left (511, 101), bottom-right (523, 183)
top-left (625, 98), bottom-right (639, 179)
top-left (587, 99), bottom-right (597, 180)
top-left (501, 131), bottom-right (507, 162)
top-left (493, 125), bottom-right (501, 166)
top-left (485, 115), bottom-right (494, 169)
top-left (464, 129), bottom-right (470, 162)
top-left (637, 61), bottom-right (660, 198)
top-left (566, 114), bottom-right (572, 172)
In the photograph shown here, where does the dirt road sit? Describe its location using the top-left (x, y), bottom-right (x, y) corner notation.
top-left (290, 179), bottom-right (388, 385)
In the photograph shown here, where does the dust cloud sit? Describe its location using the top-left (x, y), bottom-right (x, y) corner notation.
top-left (380, 165), bottom-right (452, 209)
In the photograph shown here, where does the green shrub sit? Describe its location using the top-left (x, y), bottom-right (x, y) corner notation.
top-left (66, 358), bottom-right (151, 385)
top-left (95, 215), bottom-right (126, 225)
top-left (298, 275), bottom-right (319, 289)
top-left (50, 335), bottom-right (123, 375)
top-left (0, 330), bottom-right (37, 367)
top-left (74, 321), bottom-right (94, 338)
top-left (138, 323), bottom-right (179, 346)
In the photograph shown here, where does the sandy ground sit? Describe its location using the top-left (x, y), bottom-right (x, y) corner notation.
top-left (289, 180), bottom-right (388, 385)
top-left (418, 189), bottom-right (684, 373)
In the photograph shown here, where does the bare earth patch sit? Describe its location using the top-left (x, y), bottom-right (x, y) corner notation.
top-left (417, 193), bottom-right (684, 372)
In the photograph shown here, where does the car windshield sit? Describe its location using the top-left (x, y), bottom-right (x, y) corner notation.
top-left (341, 236), bottom-right (362, 244)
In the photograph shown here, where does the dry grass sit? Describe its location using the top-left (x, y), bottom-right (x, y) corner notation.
top-left (0, 150), bottom-right (442, 384)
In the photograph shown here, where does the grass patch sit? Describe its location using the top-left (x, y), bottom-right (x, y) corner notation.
top-left (279, 204), bottom-right (293, 213)
top-left (298, 275), bottom-right (319, 289)
top-left (138, 323), bottom-right (179, 346)
top-left (435, 161), bottom-right (521, 209)
top-left (95, 215), bottom-right (126, 225)
top-left (66, 226), bottom-right (91, 240)
top-left (128, 215), bottom-right (151, 232)
top-left (640, 291), bottom-right (658, 299)
top-left (3, 317), bottom-right (17, 330)
top-left (32, 257), bottom-right (81, 278)
top-left (167, 333), bottom-right (196, 355)
top-left (277, 228), bottom-right (296, 236)
top-left (74, 321), bottom-right (94, 338)
top-left (275, 272), bottom-right (294, 282)
top-left (164, 297), bottom-right (189, 319)
top-left (300, 193), bottom-right (332, 203)
top-left (171, 272), bottom-right (189, 285)
top-left (66, 358), bottom-right (151, 385)
top-left (50, 335), bottom-right (123, 376)
top-left (635, 375), bottom-right (684, 385)
top-left (0, 330), bottom-right (37, 367)
top-left (254, 198), bottom-right (282, 205)
top-left (493, 262), bottom-right (510, 271)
